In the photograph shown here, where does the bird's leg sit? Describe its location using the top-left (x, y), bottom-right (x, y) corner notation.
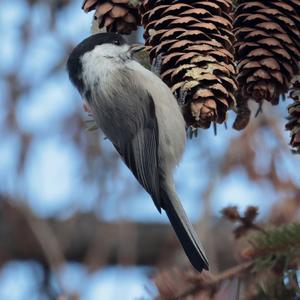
top-left (83, 99), bottom-right (91, 113)
top-left (82, 99), bottom-right (98, 131)
top-left (178, 89), bottom-right (188, 107)
top-left (151, 53), bottom-right (163, 76)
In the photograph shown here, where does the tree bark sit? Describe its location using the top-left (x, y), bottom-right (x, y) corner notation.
top-left (0, 197), bottom-right (179, 268)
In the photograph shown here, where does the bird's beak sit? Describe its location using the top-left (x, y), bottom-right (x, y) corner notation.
top-left (129, 44), bottom-right (147, 54)
top-left (128, 44), bottom-right (151, 68)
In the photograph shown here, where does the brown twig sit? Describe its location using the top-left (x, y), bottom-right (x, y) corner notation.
top-left (18, 203), bottom-right (67, 296)
top-left (171, 262), bottom-right (253, 300)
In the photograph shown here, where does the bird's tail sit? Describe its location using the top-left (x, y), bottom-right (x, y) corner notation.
top-left (160, 186), bottom-right (209, 272)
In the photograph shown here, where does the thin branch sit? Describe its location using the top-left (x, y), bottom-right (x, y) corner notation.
top-left (18, 203), bottom-right (67, 296)
top-left (172, 262), bottom-right (253, 300)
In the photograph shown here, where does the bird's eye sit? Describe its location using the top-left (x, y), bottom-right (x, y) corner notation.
top-left (113, 39), bottom-right (120, 45)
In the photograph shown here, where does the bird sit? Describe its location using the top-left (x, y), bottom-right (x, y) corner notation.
top-left (67, 32), bottom-right (209, 272)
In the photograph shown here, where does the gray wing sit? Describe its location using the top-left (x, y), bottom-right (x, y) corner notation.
top-left (112, 94), bottom-right (162, 212)
top-left (88, 72), bottom-right (162, 211)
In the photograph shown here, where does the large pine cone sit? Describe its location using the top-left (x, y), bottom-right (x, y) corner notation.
top-left (286, 75), bottom-right (300, 154)
top-left (140, 0), bottom-right (237, 129)
top-left (234, 0), bottom-right (300, 106)
top-left (82, 0), bottom-right (140, 34)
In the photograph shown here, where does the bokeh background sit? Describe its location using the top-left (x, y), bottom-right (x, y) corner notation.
top-left (0, 0), bottom-right (299, 299)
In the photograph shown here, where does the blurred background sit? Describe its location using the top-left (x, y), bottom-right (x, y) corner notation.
top-left (0, 0), bottom-right (299, 299)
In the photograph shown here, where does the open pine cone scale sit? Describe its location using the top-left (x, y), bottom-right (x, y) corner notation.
top-left (140, 0), bottom-right (237, 129)
top-left (82, 0), bottom-right (140, 34)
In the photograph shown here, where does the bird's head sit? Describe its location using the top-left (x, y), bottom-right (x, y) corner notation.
top-left (67, 32), bottom-right (130, 93)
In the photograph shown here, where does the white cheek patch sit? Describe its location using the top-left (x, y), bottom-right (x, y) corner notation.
top-left (80, 44), bottom-right (129, 91)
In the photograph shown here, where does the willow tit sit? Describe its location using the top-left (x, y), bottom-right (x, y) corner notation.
top-left (67, 32), bottom-right (208, 272)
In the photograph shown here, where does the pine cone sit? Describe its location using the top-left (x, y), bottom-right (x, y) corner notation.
top-left (286, 74), bottom-right (300, 154)
top-left (140, 0), bottom-right (237, 129)
top-left (234, 0), bottom-right (300, 106)
top-left (82, 0), bottom-right (140, 34)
